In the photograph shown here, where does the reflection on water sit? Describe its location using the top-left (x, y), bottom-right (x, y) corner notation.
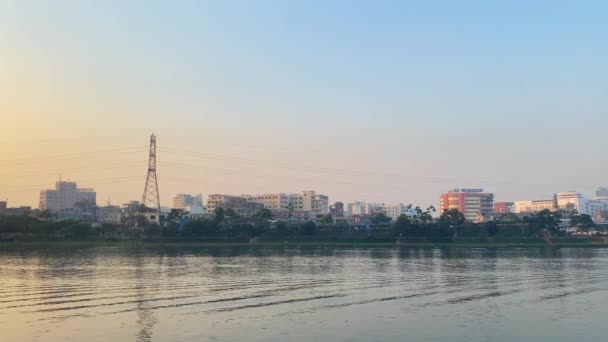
top-left (1, 246), bottom-right (607, 341)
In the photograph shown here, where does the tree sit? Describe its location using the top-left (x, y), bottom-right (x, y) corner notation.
top-left (439, 209), bottom-right (466, 227)
top-left (392, 214), bottom-right (412, 236)
top-left (499, 212), bottom-right (521, 223)
top-left (570, 213), bottom-right (595, 233)
top-left (213, 208), bottom-right (225, 225)
top-left (143, 223), bottom-right (161, 236)
top-left (167, 209), bottom-right (185, 222)
top-left (485, 221), bottom-right (499, 237)
top-left (301, 221), bottom-right (317, 236)
top-left (255, 208), bottom-right (273, 221)
top-left (525, 209), bottom-right (562, 236)
top-left (319, 214), bottom-right (333, 226)
top-left (371, 213), bottom-right (391, 228)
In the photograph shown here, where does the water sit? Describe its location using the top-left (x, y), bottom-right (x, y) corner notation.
top-left (1, 245), bottom-right (607, 342)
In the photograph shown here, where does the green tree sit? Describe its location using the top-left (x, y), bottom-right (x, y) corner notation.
top-left (485, 221), bottom-right (500, 237)
top-left (499, 212), bottom-right (521, 223)
top-left (319, 214), bottom-right (333, 225)
top-left (371, 213), bottom-right (391, 228)
top-left (525, 209), bottom-right (562, 236)
top-left (255, 208), bottom-right (273, 221)
top-left (570, 213), bottom-right (595, 232)
top-left (439, 209), bottom-right (466, 227)
top-left (213, 208), bottom-right (226, 225)
top-left (301, 221), bottom-right (317, 236)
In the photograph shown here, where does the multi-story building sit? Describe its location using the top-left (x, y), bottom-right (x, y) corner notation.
top-left (512, 199), bottom-right (555, 214)
top-left (330, 202), bottom-right (344, 218)
top-left (0, 201), bottom-right (7, 212)
top-left (242, 191), bottom-right (329, 216)
top-left (439, 189), bottom-right (494, 222)
top-left (596, 187), bottom-right (608, 199)
top-left (585, 200), bottom-right (608, 222)
top-left (556, 192), bottom-right (587, 214)
top-left (311, 193), bottom-right (329, 215)
top-left (493, 202), bottom-right (514, 214)
top-left (96, 205), bottom-right (123, 224)
top-left (245, 193), bottom-right (290, 210)
top-left (173, 194), bottom-right (203, 210)
top-left (39, 181), bottom-right (96, 212)
top-left (206, 194), bottom-right (263, 217)
top-left (381, 203), bottom-right (417, 221)
top-left (513, 192), bottom-right (588, 215)
top-left (344, 202), bottom-right (416, 221)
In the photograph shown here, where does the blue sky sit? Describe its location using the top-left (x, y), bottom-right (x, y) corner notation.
top-left (1, 0), bottom-right (608, 206)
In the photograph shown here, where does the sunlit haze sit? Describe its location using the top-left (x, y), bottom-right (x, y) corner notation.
top-left (2, 0), bottom-right (608, 208)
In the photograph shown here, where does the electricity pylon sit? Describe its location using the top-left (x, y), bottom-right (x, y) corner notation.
top-left (141, 134), bottom-right (161, 219)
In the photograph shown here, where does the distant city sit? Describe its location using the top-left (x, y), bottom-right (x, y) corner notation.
top-left (2, 179), bottom-right (607, 228)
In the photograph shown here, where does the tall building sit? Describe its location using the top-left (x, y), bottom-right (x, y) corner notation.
top-left (556, 191), bottom-right (586, 214)
top-left (39, 181), bottom-right (96, 212)
top-left (596, 187), bottom-right (608, 198)
top-left (0, 201), bottom-right (7, 211)
top-left (439, 189), bottom-right (494, 222)
top-left (330, 202), bottom-right (344, 218)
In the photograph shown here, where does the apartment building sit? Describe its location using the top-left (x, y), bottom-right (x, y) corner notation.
top-left (39, 181), bottom-right (96, 211)
top-left (439, 188), bottom-right (494, 223)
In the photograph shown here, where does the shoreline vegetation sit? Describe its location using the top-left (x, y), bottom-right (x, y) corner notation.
top-left (3, 237), bottom-right (608, 248)
top-left (2, 207), bottom-right (606, 248)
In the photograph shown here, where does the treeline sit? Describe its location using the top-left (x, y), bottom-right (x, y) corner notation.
top-left (0, 207), bottom-right (598, 241)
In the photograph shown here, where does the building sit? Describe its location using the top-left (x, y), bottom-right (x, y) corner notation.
top-left (493, 202), bottom-right (514, 214)
top-left (311, 193), bottom-right (329, 215)
top-left (585, 200), bottom-right (608, 222)
top-left (345, 202), bottom-right (385, 217)
top-left (330, 202), bottom-right (344, 218)
top-left (241, 191), bottom-right (329, 217)
top-left (344, 202), bottom-right (416, 221)
top-left (596, 187), bottom-right (608, 198)
top-left (206, 194), bottom-right (263, 217)
top-left (0, 201), bottom-right (7, 212)
top-left (381, 203), bottom-right (416, 221)
top-left (439, 189), bottom-right (494, 222)
top-left (512, 199), bottom-right (556, 214)
top-left (302, 191), bottom-right (329, 215)
top-left (556, 192), bottom-right (586, 214)
top-left (39, 181), bottom-right (96, 212)
top-left (96, 206), bottom-right (123, 224)
top-left (173, 194), bottom-right (203, 210)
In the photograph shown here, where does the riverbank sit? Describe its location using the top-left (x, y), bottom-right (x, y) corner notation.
top-left (3, 237), bottom-right (608, 248)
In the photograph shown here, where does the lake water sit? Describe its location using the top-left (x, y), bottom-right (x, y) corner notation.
top-left (1, 245), bottom-right (607, 341)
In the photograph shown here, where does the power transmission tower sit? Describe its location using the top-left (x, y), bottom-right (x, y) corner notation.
top-left (141, 134), bottom-right (161, 219)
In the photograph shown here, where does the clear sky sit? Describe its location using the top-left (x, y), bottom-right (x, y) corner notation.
top-left (1, 0), bottom-right (607, 208)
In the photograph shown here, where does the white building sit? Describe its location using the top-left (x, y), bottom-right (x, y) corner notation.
top-left (381, 203), bottom-right (417, 221)
top-left (39, 181), bottom-right (96, 212)
top-left (513, 192), bottom-right (590, 215)
top-left (243, 191), bottom-right (329, 215)
top-left (513, 200), bottom-right (556, 214)
top-left (557, 192), bottom-right (587, 214)
top-left (96, 206), bottom-right (123, 224)
top-left (345, 202), bottom-right (416, 221)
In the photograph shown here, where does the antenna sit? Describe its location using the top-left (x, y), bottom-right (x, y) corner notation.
top-left (141, 134), bottom-right (161, 218)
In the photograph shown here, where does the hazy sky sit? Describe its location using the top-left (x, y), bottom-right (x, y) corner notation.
top-left (1, 0), bottom-right (608, 208)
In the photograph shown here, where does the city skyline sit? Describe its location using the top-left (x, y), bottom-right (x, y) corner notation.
top-left (2, 1), bottom-right (608, 207)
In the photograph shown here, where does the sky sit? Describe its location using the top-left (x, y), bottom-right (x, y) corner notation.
top-left (1, 0), bottom-right (608, 208)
